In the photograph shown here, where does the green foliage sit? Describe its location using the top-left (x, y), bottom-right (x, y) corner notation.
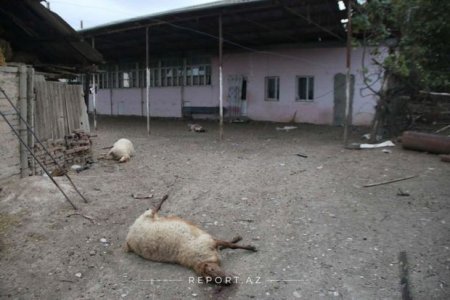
top-left (353, 0), bottom-right (450, 92)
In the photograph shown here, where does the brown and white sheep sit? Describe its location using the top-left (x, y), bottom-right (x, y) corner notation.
top-left (107, 138), bottom-right (134, 162)
top-left (124, 195), bottom-right (256, 284)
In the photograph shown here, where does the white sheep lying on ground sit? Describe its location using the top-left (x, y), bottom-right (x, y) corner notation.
top-left (107, 138), bottom-right (134, 163)
top-left (188, 123), bottom-right (206, 132)
top-left (124, 195), bottom-right (256, 285)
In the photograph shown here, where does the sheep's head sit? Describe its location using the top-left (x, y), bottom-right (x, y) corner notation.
top-left (197, 262), bottom-right (233, 285)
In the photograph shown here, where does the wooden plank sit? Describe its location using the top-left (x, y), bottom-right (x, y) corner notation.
top-left (34, 81), bottom-right (86, 141)
top-left (63, 84), bottom-right (71, 136)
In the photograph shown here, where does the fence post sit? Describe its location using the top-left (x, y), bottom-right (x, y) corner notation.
top-left (19, 65), bottom-right (28, 177)
top-left (27, 67), bottom-right (35, 174)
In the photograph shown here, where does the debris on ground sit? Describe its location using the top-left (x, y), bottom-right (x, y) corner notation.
top-left (131, 193), bottom-right (153, 199)
top-left (51, 167), bottom-right (67, 177)
top-left (347, 140), bottom-right (395, 150)
top-left (363, 175), bottom-right (418, 188)
top-left (382, 149), bottom-right (392, 154)
top-left (435, 124), bottom-right (450, 134)
top-left (295, 153), bottom-right (308, 158)
top-left (276, 126), bottom-right (297, 131)
top-left (71, 164), bottom-right (90, 173)
top-left (440, 154), bottom-right (450, 162)
top-left (360, 141), bottom-right (395, 149)
top-left (71, 165), bottom-right (83, 172)
top-left (66, 212), bottom-right (96, 224)
top-left (397, 188), bottom-right (410, 197)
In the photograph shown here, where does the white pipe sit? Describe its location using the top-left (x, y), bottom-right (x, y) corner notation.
top-left (93, 74), bottom-right (97, 130)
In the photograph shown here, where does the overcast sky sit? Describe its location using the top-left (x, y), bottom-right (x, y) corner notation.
top-left (47, 0), bottom-right (219, 30)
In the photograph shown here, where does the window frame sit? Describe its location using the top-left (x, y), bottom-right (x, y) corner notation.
top-left (296, 75), bottom-right (314, 101)
top-left (264, 76), bottom-right (280, 102)
top-left (96, 57), bottom-right (212, 89)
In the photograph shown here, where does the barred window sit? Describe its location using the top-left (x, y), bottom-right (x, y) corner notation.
top-left (96, 56), bottom-right (211, 89)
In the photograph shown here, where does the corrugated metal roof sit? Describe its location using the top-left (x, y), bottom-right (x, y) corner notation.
top-left (80, 0), bottom-right (262, 32)
top-left (80, 0), bottom-right (347, 62)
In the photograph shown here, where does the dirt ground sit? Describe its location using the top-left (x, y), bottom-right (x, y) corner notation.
top-left (0, 116), bottom-right (449, 300)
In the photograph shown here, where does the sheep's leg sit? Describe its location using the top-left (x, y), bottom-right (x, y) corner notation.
top-left (118, 155), bottom-right (130, 163)
top-left (215, 239), bottom-right (257, 252)
top-left (230, 236), bottom-right (242, 243)
top-left (216, 236), bottom-right (242, 250)
top-left (151, 194), bottom-right (169, 216)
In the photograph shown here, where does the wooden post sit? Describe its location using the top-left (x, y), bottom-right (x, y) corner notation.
top-left (343, 0), bottom-right (352, 146)
top-left (27, 67), bottom-right (35, 174)
top-left (19, 65), bottom-right (28, 177)
top-left (218, 14), bottom-right (224, 140)
top-left (146, 26), bottom-right (150, 135)
top-left (92, 73), bottom-right (97, 130)
top-left (91, 37), bottom-right (97, 130)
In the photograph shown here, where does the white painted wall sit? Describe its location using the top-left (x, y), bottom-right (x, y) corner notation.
top-left (89, 46), bottom-right (383, 125)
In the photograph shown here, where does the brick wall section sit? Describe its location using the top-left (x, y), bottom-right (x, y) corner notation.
top-left (0, 66), bottom-right (20, 183)
top-left (33, 130), bottom-right (93, 175)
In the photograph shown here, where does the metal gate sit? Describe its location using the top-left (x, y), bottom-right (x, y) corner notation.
top-left (227, 75), bottom-right (244, 120)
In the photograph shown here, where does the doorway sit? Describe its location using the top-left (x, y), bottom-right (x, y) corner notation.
top-left (227, 75), bottom-right (247, 120)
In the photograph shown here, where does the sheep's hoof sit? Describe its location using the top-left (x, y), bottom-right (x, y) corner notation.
top-left (247, 245), bottom-right (257, 252)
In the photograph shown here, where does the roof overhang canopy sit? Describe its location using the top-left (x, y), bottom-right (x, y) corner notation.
top-left (80, 0), bottom-right (348, 63)
top-left (0, 0), bottom-right (103, 73)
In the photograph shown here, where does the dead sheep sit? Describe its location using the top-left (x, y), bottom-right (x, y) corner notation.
top-left (188, 123), bottom-right (206, 132)
top-left (107, 138), bottom-right (135, 163)
top-left (124, 195), bottom-right (257, 285)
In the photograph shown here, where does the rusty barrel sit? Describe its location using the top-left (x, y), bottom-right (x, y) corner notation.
top-left (401, 131), bottom-right (450, 154)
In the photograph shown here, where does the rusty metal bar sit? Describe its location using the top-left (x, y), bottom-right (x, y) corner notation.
top-left (401, 131), bottom-right (450, 154)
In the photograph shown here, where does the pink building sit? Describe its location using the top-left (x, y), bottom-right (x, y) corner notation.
top-left (82, 0), bottom-right (382, 126)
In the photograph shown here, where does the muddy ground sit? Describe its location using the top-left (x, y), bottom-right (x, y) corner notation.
top-left (0, 116), bottom-right (449, 300)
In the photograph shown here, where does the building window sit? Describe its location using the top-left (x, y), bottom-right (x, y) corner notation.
top-left (96, 57), bottom-right (211, 89)
top-left (122, 72), bottom-right (131, 88)
top-left (265, 76), bottom-right (280, 101)
top-left (296, 76), bottom-right (314, 101)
